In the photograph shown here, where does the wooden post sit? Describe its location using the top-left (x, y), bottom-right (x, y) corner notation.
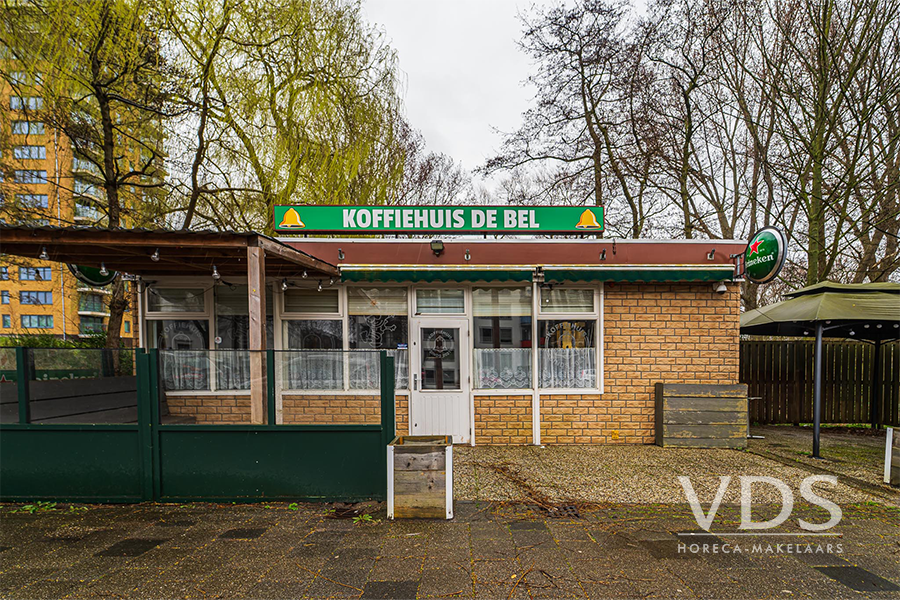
top-left (248, 246), bottom-right (267, 424)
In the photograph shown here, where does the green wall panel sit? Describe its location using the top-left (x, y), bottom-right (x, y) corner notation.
top-left (156, 428), bottom-right (385, 501)
top-left (0, 427), bottom-right (143, 502)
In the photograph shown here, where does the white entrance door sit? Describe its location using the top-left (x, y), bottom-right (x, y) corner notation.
top-left (410, 318), bottom-right (470, 443)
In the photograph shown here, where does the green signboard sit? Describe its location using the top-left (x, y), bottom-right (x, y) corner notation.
top-left (273, 205), bottom-right (604, 234)
top-left (67, 264), bottom-right (118, 287)
top-left (743, 226), bottom-right (786, 284)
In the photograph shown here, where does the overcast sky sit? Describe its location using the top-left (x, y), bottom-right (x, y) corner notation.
top-left (364, 0), bottom-right (537, 173)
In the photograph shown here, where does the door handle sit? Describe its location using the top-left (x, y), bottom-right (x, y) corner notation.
top-left (413, 373), bottom-right (418, 391)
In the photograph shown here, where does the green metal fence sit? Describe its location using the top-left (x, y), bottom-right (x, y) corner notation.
top-left (0, 347), bottom-right (395, 503)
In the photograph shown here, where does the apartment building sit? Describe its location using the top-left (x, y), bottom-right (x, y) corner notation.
top-left (0, 69), bottom-right (136, 342)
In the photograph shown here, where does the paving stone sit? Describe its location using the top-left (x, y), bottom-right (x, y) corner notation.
top-left (218, 527), bottom-right (268, 539)
top-left (361, 579), bottom-right (421, 599)
top-left (815, 565), bottom-right (900, 592)
top-left (370, 556), bottom-right (425, 580)
top-left (245, 578), bottom-right (312, 599)
top-left (95, 538), bottom-right (168, 557)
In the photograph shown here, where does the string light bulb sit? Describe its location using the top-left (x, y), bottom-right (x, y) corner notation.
top-left (212, 265), bottom-right (220, 281)
top-left (317, 281), bottom-right (323, 292)
top-left (281, 279), bottom-right (288, 291)
top-left (150, 248), bottom-right (160, 262)
top-left (39, 247), bottom-right (49, 260)
top-left (99, 263), bottom-right (108, 276)
top-left (302, 270), bottom-right (308, 278)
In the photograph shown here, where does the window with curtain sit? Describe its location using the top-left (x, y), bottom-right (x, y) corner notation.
top-left (150, 320), bottom-right (210, 391)
top-left (540, 288), bottom-right (593, 312)
top-left (283, 319), bottom-right (343, 390)
top-left (538, 320), bottom-right (596, 389)
top-left (416, 289), bottom-right (464, 313)
top-left (473, 287), bottom-right (532, 389)
top-left (348, 287), bottom-right (409, 389)
top-left (214, 285), bottom-right (274, 391)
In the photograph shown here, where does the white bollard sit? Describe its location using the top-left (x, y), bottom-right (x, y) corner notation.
top-left (885, 428), bottom-right (893, 485)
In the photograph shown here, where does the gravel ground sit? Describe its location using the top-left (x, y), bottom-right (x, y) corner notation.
top-left (748, 425), bottom-right (893, 489)
top-left (453, 443), bottom-right (897, 506)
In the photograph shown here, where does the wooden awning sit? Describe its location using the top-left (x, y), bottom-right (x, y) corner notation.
top-left (0, 225), bottom-right (339, 279)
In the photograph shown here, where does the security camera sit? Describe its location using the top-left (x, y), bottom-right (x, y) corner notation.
top-left (713, 282), bottom-right (728, 294)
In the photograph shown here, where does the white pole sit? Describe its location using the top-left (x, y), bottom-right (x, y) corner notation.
top-left (885, 428), bottom-right (894, 485)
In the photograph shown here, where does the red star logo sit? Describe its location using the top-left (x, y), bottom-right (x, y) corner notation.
top-left (748, 239), bottom-right (763, 256)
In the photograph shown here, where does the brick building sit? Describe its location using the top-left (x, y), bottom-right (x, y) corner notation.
top-left (147, 237), bottom-right (743, 445)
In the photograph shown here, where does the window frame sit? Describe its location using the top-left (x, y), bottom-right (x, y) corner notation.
top-left (470, 285), bottom-right (535, 392)
top-left (535, 284), bottom-right (603, 393)
top-left (414, 287), bottom-right (467, 316)
top-left (21, 314), bottom-right (53, 329)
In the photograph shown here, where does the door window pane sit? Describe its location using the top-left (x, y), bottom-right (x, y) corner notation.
top-left (540, 288), bottom-right (593, 313)
top-left (416, 289), bottom-right (464, 314)
top-left (538, 320), bottom-right (596, 388)
top-left (147, 288), bottom-right (205, 313)
top-left (421, 327), bottom-right (461, 390)
top-left (213, 285), bottom-right (274, 391)
top-left (473, 287), bottom-right (532, 389)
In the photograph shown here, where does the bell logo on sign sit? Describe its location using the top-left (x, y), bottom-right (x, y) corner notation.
top-left (743, 227), bottom-right (786, 284)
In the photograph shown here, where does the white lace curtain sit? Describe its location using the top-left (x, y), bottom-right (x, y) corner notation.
top-left (538, 348), bottom-right (595, 389)
top-left (474, 348), bottom-right (532, 389)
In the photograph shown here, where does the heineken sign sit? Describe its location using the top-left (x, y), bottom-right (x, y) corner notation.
top-left (743, 227), bottom-right (786, 284)
top-left (273, 205), bottom-right (603, 234)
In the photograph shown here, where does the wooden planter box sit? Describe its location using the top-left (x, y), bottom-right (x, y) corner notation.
top-left (387, 435), bottom-right (453, 519)
top-left (655, 383), bottom-right (749, 448)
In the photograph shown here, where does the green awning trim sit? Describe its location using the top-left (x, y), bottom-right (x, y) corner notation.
top-left (341, 268), bottom-right (533, 283)
top-left (543, 267), bottom-right (734, 283)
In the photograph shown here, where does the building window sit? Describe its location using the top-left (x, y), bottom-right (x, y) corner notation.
top-left (416, 288), bottom-right (465, 314)
top-left (21, 291), bottom-right (52, 305)
top-left (74, 178), bottom-right (101, 198)
top-left (473, 287), bottom-right (532, 389)
top-left (146, 288), bottom-right (205, 313)
top-left (19, 267), bottom-right (51, 281)
top-left (10, 96), bottom-right (43, 111)
top-left (150, 320), bottom-right (210, 391)
top-left (124, 321), bottom-right (130, 333)
top-left (538, 287), bottom-right (598, 389)
top-left (283, 320), bottom-right (343, 390)
top-left (22, 315), bottom-right (53, 329)
top-left (13, 145), bottom-right (46, 160)
top-left (14, 170), bottom-right (47, 184)
top-left (80, 316), bottom-right (104, 334)
top-left (1, 291), bottom-right (8, 304)
top-left (212, 285), bottom-right (273, 391)
top-left (347, 287), bottom-right (409, 389)
top-left (15, 194), bottom-right (48, 208)
top-left (283, 287), bottom-right (339, 313)
top-left (11, 121), bottom-right (44, 135)
top-left (79, 294), bottom-right (104, 312)
top-left (75, 203), bottom-right (103, 221)
top-left (2, 315), bottom-right (10, 328)
top-left (0, 267), bottom-right (7, 280)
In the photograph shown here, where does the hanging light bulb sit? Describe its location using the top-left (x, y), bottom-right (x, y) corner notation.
top-left (281, 278), bottom-right (288, 291)
top-left (150, 248), bottom-right (160, 262)
top-left (39, 247), bottom-right (49, 260)
top-left (317, 281), bottom-right (323, 292)
top-left (849, 330), bottom-right (855, 336)
top-left (329, 277), bottom-right (334, 285)
top-left (99, 263), bottom-right (108, 276)
top-left (212, 265), bottom-right (220, 281)
top-left (302, 270), bottom-right (308, 279)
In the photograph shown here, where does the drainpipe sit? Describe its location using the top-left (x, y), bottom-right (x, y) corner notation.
top-left (812, 322), bottom-right (824, 459)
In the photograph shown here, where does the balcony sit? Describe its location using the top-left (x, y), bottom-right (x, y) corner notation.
top-left (72, 156), bottom-right (101, 177)
top-left (78, 296), bottom-right (109, 317)
top-left (73, 179), bottom-right (104, 203)
top-left (76, 286), bottom-right (112, 295)
top-left (74, 202), bottom-right (104, 223)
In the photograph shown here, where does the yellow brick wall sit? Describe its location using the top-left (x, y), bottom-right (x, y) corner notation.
top-left (474, 395), bottom-right (532, 445)
top-left (164, 394), bottom-right (251, 424)
top-left (282, 395), bottom-right (380, 424)
top-left (539, 283), bottom-right (740, 445)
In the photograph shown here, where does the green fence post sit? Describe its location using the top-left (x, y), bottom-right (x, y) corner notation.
top-left (379, 351), bottom-right (395, 499)
top-left (136, 349), bottom-right (154, 501)
top-left (266, 349), bottom-right (277, 426)
top-left (14, 347), bottom-right (30, 424)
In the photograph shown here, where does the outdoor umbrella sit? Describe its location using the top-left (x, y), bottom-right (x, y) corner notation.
top-left (740, 281), bottom-right (900, 458)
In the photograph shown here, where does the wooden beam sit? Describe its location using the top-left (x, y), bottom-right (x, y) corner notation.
top-left (247, 246), bottom-right (267, 425)
top-left (255, 236), bottom-right (340, 277)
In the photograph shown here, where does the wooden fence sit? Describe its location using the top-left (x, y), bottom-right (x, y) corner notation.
top-left (740, 340), bottom-right (900, 427)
